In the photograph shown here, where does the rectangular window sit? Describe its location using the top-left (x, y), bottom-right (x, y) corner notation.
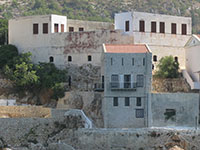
top-left (113, 97), bottom-right (118, 106)
top-left (111, 58), bottom-right (113, 65)
top-left (136, 97), bottom-right (142, 106)
top-left (69, 27), bottom-right (74, 32)
top-left (160, 22), bottom-right (165, 33)
top-left (54, 24), bottom-right (59, 33)
top-left (139, 20), bottom-right (145, 32)
top-left (43, 23), bottom-right (48, 34)
top-left (182, 24), bottom-right (187, 35)
top-left (125, 97), bottom-right (130, 106)
top-left (143, 58), bottom-right (145, 66)
top-left (122, 58), bottom-right (124, 66)
top-left (125, 21), bottom-right (130, 32)
top-left (171, 23), bottom-right (176, 34)
top-left (124, 75), bottom-right (131, 88)
top-left (79, 27), bottom-right (84, 31)
top-left (151, 21), bottom-right (156, 33)
top-left (33, 24), bottom-right (38, 34)
top-left (136, 109), bottom-right (144, 118)
top-left (61, 24), bottom-right (64, 32)
top-left (111, 74), bottom-right (119, 88)
top-left (132, 58), bottom-right (134, 66)
top-left (137, 75), bottom-right (144, 87)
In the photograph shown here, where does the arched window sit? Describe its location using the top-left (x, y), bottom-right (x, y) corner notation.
top-left (49, 56), bottom-right (54, 63)
top-left (174, 57), bottom-right (178, 63)
top-left (68, 56), bottom-right (72, 62)
top-left (88, 55), bottom-right (92, 61)
top-left (153, 55), bottom-right (157, 62)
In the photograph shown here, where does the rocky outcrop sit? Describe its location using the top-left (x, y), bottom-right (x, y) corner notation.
top-left (152, 77), bottom-right (191, 93)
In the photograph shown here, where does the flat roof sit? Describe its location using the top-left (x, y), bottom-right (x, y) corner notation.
top-left (104, 44), bottom-right (150, 53)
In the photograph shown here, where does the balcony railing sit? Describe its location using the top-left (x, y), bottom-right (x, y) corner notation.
top-left (94, 83), bottom-right (104, 92)
top-left (110, 82), bottom-right (137, 91)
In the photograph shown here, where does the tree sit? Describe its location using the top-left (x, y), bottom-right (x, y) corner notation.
top-left (0, 44), bottom-right (18, 69)
top-left (4, 52), bottom-right (39, 90)
top-left (155, 56), bottom-right (180, 78)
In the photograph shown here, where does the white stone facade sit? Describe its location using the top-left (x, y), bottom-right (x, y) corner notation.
top-left (115, 11), bottom-right (192, 69)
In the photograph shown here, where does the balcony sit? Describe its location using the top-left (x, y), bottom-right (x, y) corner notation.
top-left (110, 82), bottom-right (137, 91)
top-left (94, 83), bottom-right (104, 92)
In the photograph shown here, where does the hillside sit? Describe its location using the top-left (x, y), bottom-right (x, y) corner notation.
top-left (1, 0), bottom-right (200, 33)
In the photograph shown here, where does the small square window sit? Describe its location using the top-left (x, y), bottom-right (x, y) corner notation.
top-left (125, 97), bottom-right (130, 106)
top-left (136, 109), bottom-right (144, 118)
top-left (113, 97), bottom-right (118, 106)
top-left (69, 27), bottom-right (74, 32)
top-left (136, 97), bottom-right (142, 106)
top-left (79, 27), bottom-right (84, 31)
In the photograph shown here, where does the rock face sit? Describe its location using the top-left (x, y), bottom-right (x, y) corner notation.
top-left (152, 77), bottom-right (191, 93)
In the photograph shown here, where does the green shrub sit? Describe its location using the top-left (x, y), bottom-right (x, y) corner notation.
top-left (155, 56), bottom-right (180, 78)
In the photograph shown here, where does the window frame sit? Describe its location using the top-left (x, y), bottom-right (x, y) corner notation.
top-left (113, 97), bottom-right (118, 107)
top-left (136, 109), bottom-right (144, 118)
top-left (160, 22), bottom-right (165, 33)
top-left (125, 97), bottom-right (130, 106)
top-left (182, 24), bottom-right (187, 35)
top-left (125, 20), bottom-right (130, 32)
top-left (136, 97), bottom-right (142, 106)
top-left (43, 23), bottom-right (48, 34)
top-left (139, 20), bottom-right (145, 32)
top-left (151, 21), bottom-right (156, 33)
top-left (33, 23), bottom-right (39, 34)
top-left (171, 23), bottom-right (177, 34)
top-left (54, 23), bottom-right (59, 33)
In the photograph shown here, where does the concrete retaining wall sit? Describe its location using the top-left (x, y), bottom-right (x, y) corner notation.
top-left (151, 93), bottom-right (199, 127)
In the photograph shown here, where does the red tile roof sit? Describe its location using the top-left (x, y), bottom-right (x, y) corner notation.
top-left (104, 44), bottom-right (150, 53)
top-left (196, 34), bottom-right (200, 39)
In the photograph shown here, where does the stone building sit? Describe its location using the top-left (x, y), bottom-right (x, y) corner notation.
top-left (114, 11), bottom-right (192, 69)
top-left (102, 44), bottom-right (152, 128)
top-left (8, 14), bottom-right (131, 68)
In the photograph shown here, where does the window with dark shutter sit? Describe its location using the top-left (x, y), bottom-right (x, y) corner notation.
top-left (54, 24), bottom-right (59, 33)
top-left (43, 23), bottom-right (48, 34)
top-left (139, 20), bottom-right (145, 32)
top-left (136, 97), bottom-right (142, 106)
top-left (160, 22), bottom-right (165, 33)
top-left (113, 97), bottom-right (118, 106)
top-left (61, 24), bottom-right (64, 32)
top-left (125, 21), bottom-right (130, 32)
top-left (171, 23), bottom-right (176, 34)
top-left (151, 22), bottom-right (156, 33)
top-left (182, 24), bottom-right (187, 35)
top-left (125, 97), bottom-right (130, 106)
top-left (33, 24), bottom-right (38, 34)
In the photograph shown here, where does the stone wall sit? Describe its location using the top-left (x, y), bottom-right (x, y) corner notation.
top-left (151, 93), bottom-right (199, 127)
top-left (0, 106), bottom-right (51, 118)
top-left (0, 115), bottom-right (84, 149)
top-left (152, 77), bottom-right (191, 93)
top-left (57, 91), bottom-right (104, 127)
